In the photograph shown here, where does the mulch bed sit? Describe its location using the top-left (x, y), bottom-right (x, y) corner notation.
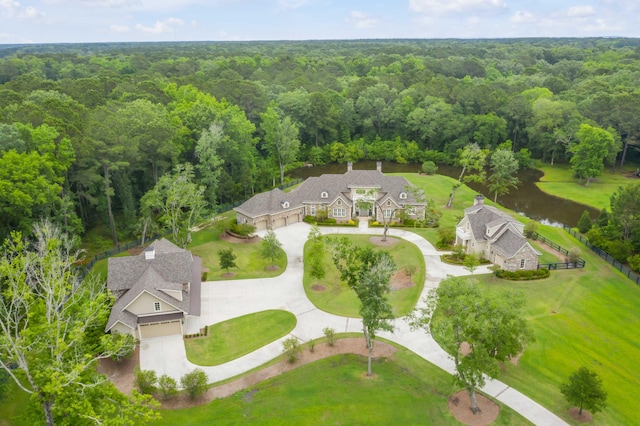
top-left (568, 407), bottom-right (593, 423)
top-left (369, 236), bottom-right (400, 246)
top-left (219, 231), bottom-right (262, 244)
top-left (448, 390), bottom-right (500, 426)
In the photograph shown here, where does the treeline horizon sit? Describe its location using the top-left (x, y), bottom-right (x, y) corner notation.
top-left (1, 38), bottom-right (639, 248)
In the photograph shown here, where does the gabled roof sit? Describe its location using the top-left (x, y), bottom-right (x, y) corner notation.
top-left (464, 203), bottom-right (521, 242)
top-left (234, 169), bottom-right (424, 219)
top-left (105, 238), bottom-right (201, 332)
top-left (491, 228), bottom-right (530, 259)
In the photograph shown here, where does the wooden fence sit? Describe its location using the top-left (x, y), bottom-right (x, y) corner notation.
top-left (531, 232), bottom-right (586, 270)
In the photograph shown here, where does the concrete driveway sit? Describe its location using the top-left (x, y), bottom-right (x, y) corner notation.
top-left (139, 222), bottom-right (566, 426)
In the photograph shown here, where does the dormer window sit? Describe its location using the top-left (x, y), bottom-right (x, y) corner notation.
top-left (400, 192), bottom-right (407, 199)
top-left (281, 201), bottom-right (290, 208)
top-left (321, 191), bottom-right (328, 199)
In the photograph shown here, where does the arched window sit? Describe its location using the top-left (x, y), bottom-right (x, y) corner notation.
top-left (321, 191), bottom-right (328, 199)
top-left (282, 201), bottom-right (290, 208)
top-left (400, 192), bottom-right (407, 199)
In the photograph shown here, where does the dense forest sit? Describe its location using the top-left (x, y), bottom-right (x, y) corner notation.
top-left (1, 38), bottom-right (639, 252)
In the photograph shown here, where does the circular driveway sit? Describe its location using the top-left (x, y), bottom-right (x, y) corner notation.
top-left (139, 222), bottom-right (566, 426)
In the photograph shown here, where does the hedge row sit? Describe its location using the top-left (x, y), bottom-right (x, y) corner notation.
top-left (495, 268), bottom-right (550, 281)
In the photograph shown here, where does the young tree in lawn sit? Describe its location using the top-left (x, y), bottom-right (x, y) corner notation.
top-left (463, 253), bottom-right (480, 274)
top-left (404, 264), bottom-right (417, 285)
top-left (560, 367), bottom-right (607, 416)
top-left (407, 277), bottom-right (534, 414)
top-left (260, 106), bottom-right (301, 185)
top-left (0, 221), bottom-right (158, 426)
top-left (569, 124), bottom-right (619, 187)
top-left (307, 225), bottom-right (325, 279)
top-left (488, 147), bottom-right (520, 204)
top-left (358, 254), bottom-right (396, 376)
top-left (261, 230), bottom-right (284, 268)
top-left (330, 238), bottom-right (396, 376)
top-left (447, 143), bottom-right (488, 208)
top-left (218, 248), bottom-right (237, 274)
top-left (140, 163), bottom-right (206, 248)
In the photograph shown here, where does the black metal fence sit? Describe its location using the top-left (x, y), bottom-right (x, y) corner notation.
top-left (562, 225), bottom-right (640, 286)
top-left (79, 234), bottom-right (161, 279)
top-left (531, 231), bottom-right (586, 270)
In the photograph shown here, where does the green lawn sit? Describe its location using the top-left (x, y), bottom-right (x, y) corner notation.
top-left (154, 348), bottom-right (532, 426)
top-left (536, 164), bottom-right (636, 210)
top-left (470, 224), bottom-right (640, 426)
top-left (188, 216), bottom-right (287, 280)
top-left (0, 380), bottom-right (30, 425)
top-left (530, 240), bottom-right (563, 264)
top-left (185, 310), bottom-right (297, 366)
top-left (304, 234), bottom-right (425, 318)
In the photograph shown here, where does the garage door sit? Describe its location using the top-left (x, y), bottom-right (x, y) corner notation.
top-left (139, 320), bottom-right (182, 339)
top-left (254, 219), bottom-right (267, 230)
top-left (272, 217), bottom-right (286, 228)
top-left (287, 214), bottom-right (299, 225)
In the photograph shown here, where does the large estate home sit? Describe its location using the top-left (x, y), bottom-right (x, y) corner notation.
top-left (234, 162), bottom-right (427, 230)
top-left (105, 238), bottom-right (201, 340)
top-left (456, 195), bottom-right (540, 271)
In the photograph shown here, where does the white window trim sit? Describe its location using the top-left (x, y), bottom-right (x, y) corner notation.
top-left (282, 201), bottom-right (289, 208)
top-left (310, 205), bottom-right (316, 216)
top-left (153, 301), bottom-right (161, 312)
top-left (400, 192), bottom-right (407, 199)
top-left (321, 191), bottom-right (328, 198)
top-left (383, 209), bottom-right (393, 218)
top-left (333, 208), bottom-right (346, 217)
top-left (520, 259), bottom-right (526, 269)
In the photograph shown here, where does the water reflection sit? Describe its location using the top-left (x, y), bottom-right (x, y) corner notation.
top-left (288, 161), bottom-right (599, 227)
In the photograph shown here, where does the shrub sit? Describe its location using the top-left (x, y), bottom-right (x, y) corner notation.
top-left (323, 327), bottom-right (336, 346)
top-left (577, 210), bottom-right (593, 234)
top-left (282, 336), bottom-right (302, 363)
top-left (309, 339), bottom-right (316, 353)
top-left (421, 160), bottom-right (438, 175)
top-left (567, 247), bottom-right (582, 263)
top-left (436, 227), bottom-right (455, 249)
top-left (158, 374), bottom-right (178, 400)
top-left (628, 254), bottom-right (640, 273)
top-left (180, 368), bottom-right (208, 399)
top-left (228, 222), bottom-right (256, 237)
top-left (523, 220), bottom-right (538, 238)
top-left (451, 244), bottom-right (466, 261)
top-left (201, 271), bottom-right (208, 281)
top-left (496, 268), bottom-right (550, 280)
top-left (134, 368), bottom-right (157, 395)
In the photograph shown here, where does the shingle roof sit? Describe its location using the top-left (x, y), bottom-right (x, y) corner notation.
top-left (234, 170), bottom-right (424, 218)
top-left (491, 228), bottom-right (528, 259)
top-left (465, 204), bottom-right (520, 242)
top-left (105, 238), bottom-right (200, 332)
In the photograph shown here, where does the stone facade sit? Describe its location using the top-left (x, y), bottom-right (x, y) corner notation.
top-left (235, 162), bottom-right (427, 230)
top-left (456, 195), bottom-right (540, 272)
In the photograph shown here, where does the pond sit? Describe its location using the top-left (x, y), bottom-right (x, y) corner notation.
top-left (287, 161), bottom-right (599, 227)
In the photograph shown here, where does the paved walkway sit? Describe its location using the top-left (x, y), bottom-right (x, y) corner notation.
top-left (140, 222), bottom-right (567, 426)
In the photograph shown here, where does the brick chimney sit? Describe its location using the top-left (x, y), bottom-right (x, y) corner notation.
top-left (376, 161), bottom-right (382, 172)
top-left (347, 161), bottom-right (352, 172)
top-left (474, 195), bottom-right (485, 206)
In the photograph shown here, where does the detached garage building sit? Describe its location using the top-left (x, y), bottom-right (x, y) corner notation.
top-left (105, 238), bottom-right (201, 340)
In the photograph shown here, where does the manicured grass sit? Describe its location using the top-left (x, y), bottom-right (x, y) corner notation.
top-left (188, 215), bottom-right (287, 280)
top-left (153, 348), bottom-right (532, 426)
top-left (185, 310), bottom-right (296, 366)
top-left (392, 173), bottom-right (480, 247)
top-left (470, 224), bottom-right (640, 426)
top-left (536, 164), bottom-right (636, 210)
top-left (304, 234), bottom-right (425, 318)
top-left (530, 240), bottom-right (563, 264)
top-left (0, 380), bottom-right (31, 425)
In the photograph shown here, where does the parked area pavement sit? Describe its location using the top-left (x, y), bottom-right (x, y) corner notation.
top-left (140, 222), bottom-right (567, 426)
